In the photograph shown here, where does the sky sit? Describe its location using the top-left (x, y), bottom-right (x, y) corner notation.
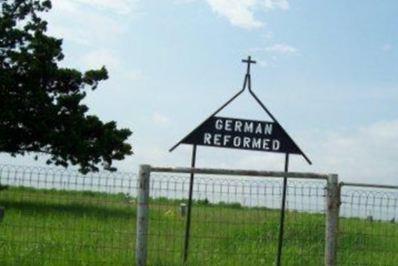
top-left (2, 0), bottom-right (398, 184)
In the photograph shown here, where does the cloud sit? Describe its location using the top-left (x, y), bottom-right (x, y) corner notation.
top-left (45, 1), bottom-right (144, 83)
top-left (152, 112), bottom-right (171, 126)
top-left (203, 0), bottom-right (289, 29)
top-left (81, 49), bottom-right (121, 70)
top-left (257, 60), bottom-right (269, 67)
top-left (264, 43), bottom-right (298, 55)
top-left (71, 0), bottom-right (138, 15)
top-left (81, 49), bottom-right (144, 82)
top-left (314, 120), bottom-right (398, 184)
top-left (381, 43), bottom-right (393, 52)
top-left (236, 120), bottom-right (398, 185)
top-left (248, 43), bottom-right (298, 67)
top-left (124, 69), bottom-right (145, 81)
top-left (46, 1), bottom-right (139, 46)
top-left (174, 0), bottom-right (197, 3)
top-left (262, 0), bottom-right (289, 10)
top-left (206, 0), bottom-right (263, 29)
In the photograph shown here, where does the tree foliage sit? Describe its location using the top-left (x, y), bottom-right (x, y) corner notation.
top-left (0, 0), bottom-right (132, 173)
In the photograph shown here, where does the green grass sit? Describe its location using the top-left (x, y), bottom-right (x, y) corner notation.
top-left (0, 187), bottom-right (397, 265)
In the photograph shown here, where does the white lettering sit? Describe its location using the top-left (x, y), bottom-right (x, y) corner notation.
top-left (243, 137), bottom-right (251, 148)
top-left (225, 120), bottom-right (232, 131)
top-left (203, 133), bottom-right (212, 144)
top-left (264, 124), bottom-right (273, 135)
top-left (234, 121), bottom-right (242, 132)
top-left (233, 136), bottom-right (241, 147)
top-left (215, 119), bottom-right (223, 130)
top-left (244, 122), bottom-right (254, 133)
top-left (272, 140), bottom-right (280, 150)
top-left (262, 139), bottom-right (270, 150)
top-left (255, 124), bottom-right (263, 134)
top-left (213, 134), bottom-right (222, 146)
top-left (223, 135), bottom-right (231, 146)
top-left (252, 138), bottom-right (262, 149)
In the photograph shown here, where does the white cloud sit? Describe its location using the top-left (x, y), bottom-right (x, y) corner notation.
top-left (70, 0), bottom-right (138, 15)
top-left (264, 43), bottom-right (298, 55)
top-left (262, 31), bottom-right (274, 40)
top-left (204, 0), bottom-right (289, 29)
top-left (81, 49), bottom-right (121, 70)
top-left (152, 112), bottom-right (170, 126)
top-left (237, 120), bottom-right (398, 185)
top-left (174, 0), bottom-right (197, 3)
top-left (80, 49), bottom-right (144, 82)
top-left (262, 0), bottom-right (289, 10)
top-left (47, 1), bottom-right (139, 46)
top-left (207, 0), bottom-right (263, 29)
top-left (258, 60), bottom-right (269, 67)
top-left (49, 25), bottom-right (91, 46)
top-left (124, 69), bottom-right (145, 81)
top-left (381, 43), bottom-right (393, 52)
top-left (45, 1), bottom-right (144, 83)
top-left (248, 43), bottom-right (297, 67)
top-left (316, 120), bottom-right (398, 184)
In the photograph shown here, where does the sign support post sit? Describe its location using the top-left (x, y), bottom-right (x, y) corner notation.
top-left (276, 153), bottom-right (289, 266)
top-left (170, 56), bottom-right (312, 264)
top-left (183, 145), bottom-right (197, 263)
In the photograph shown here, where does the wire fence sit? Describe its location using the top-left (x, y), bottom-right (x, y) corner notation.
top-left (338, 185), bottom-right (398, 265)
top-left (148, 173), bottom-right (326, 265)
top-left (0, 164), bottom-right (397, 265)
top-left (0, 165), bottom-right (138, 265)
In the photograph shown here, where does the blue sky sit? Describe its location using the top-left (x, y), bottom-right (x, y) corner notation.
top-left (2, 0), bottom-right (398, 184)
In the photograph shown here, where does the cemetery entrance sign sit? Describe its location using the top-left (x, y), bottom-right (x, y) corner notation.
top-left (170, 56), bottom-right (311, 266)
top-left (181, 116), bottom-right (303, 154)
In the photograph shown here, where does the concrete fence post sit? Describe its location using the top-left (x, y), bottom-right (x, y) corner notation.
top-left (136, 165), bottom-right (151, 266)
top-left (325, 174), bottom-right (340, 266)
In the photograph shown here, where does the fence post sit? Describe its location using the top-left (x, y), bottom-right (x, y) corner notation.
top-left (136, 164), bottom-right (151, 266)
top-left (325, 174), bottom-right (340, 266)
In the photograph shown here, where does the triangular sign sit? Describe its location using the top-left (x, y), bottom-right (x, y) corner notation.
top-left (170, 56), bottom-right (311, 165)
top-left (180, 116), bottom-right (303, 155)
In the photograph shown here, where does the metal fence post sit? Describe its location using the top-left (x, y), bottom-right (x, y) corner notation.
top-left (136, 165), bottom-right (151, 266)
top-left (325, 174), bottom-right (340, 266)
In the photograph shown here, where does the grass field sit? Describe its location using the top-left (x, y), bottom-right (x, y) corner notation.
top-left (0, 186), bottom-right (397, 265)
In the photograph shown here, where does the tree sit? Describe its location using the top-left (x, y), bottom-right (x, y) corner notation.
top-left (0, 0), bottom-right (133, 173)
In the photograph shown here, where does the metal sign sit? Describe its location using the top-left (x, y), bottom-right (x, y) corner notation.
top-left (170, 56), bottom-right (311, 265)
top-left (170, 55), bottom-right (311, 164)
top-left (180, 116), bottom-right (303, 155)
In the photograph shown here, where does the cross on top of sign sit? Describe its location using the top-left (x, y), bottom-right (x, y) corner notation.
top-left (242, 56), bottom-right (256, 75)
top-left (170, 56), bottom-right (311, 165)
top-left (168, 56), bottom-right (312, 266)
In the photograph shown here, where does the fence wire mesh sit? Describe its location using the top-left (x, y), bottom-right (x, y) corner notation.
top-left (0, 164), bottom-right (397, 265)
top-left (148, 173), bottom-right (326, 265)
top-left (0, 165), bottom-right (137, 265)
top-left (339, 185), bottom-right (398, 265)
